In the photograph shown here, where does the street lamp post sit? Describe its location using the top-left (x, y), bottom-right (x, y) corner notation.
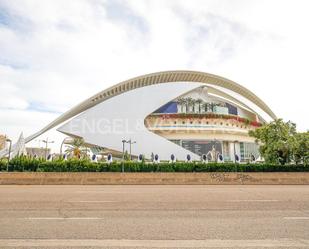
top-left (127, 139), bottom-right (136, 160)
top-left (6, 138), bottom-right (12, 171)
top-left (121, 139), bottom-right (127, 172)
top-left (60, 137), bottom-right (70, 156)
top-left (42, 138), bottom-right (54, 160)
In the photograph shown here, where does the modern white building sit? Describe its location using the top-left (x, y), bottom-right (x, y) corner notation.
top-left (0, 70), bottom-right (276, 161)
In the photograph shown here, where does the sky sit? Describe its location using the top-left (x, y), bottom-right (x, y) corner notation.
top-left (0, 0), bottom-right (308, 150)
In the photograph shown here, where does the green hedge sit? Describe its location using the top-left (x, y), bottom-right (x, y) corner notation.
top-left (0, 159), bottom-right (7, 171)
top-left (0, 156), bottom-right (309, 172)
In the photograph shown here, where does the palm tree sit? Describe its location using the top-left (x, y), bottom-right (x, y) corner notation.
top-left (185, 97), bottom-right (193, 113)
top-left (202, 102), bottom-right (208, 113)
top-left (177, 98), bottom-right (186, 113)
top-left (191, 99), bottom-right (196, 113)
top-left (196, 99), bottom-right (203, 113)
top-left (209, 102), bottom-right (216, 113)
top-left (65, 138), bottom-right (89, 159)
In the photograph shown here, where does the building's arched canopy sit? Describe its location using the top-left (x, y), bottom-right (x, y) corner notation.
top-left (0, 70), bottom-right (276, 157)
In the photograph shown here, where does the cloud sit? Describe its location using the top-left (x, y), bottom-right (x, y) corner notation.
top-left (0, 0), bottom-right (308, 147)
top-left (173, 9), bottom-right (260, 66)
top-left (104, 0), bottom-right (149, 34)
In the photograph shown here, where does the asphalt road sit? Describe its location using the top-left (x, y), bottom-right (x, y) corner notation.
top-left (0, 185), bottom-right (309, 248)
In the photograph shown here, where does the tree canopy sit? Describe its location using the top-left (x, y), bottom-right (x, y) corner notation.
top-left (249, 119), bottom-right (308, 165)
top-left (65, 138), bottom-right (89, 159)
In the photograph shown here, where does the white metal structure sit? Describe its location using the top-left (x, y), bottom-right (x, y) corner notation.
top-left (0, 70), bottom-right (276, 160)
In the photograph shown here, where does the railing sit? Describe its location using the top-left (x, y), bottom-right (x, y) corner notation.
top-left (147, 113), bottom-right (262, 127)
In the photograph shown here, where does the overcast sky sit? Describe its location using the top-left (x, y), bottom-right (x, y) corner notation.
top-left (0, 0), bottom-right (308, 145)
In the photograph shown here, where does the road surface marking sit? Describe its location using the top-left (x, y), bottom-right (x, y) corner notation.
top-left (228, 200), bottom-right (279, 202)
top-left (1, 239), bottom-right (309, 247)
top-left (68, 200), bottom-right (117, 203)
top-left (76, 191), bottom-right (130, 193)
top-left (22, 217), bottom-right (104, 220)
top-left (284, 217), bottom-right (309, 220)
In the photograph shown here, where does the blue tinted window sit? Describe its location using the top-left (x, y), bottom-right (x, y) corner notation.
top-left (226, 103), bottom-right (238, 115)
top-left (153, 101), bottom-right (178, 113)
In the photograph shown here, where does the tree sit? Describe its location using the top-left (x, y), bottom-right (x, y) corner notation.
top-left (249, 119), bottom-right (297, 165)
top-left (177, 98), bottom-right (186, 113)
top-left (294, 132), bottom-right (309, 164)
top-left (191, 99), bottom-right (196, 113)
top-left (65, 138), bottom-right (89, 159)
top-left (196, 99), bottom-right (203, 113)
top-left (202, 102), bottom-right (209, 113)
top-left (209, 102), bottom-right (216, 112)
top-left (185, 97), bottom-right (193, 113)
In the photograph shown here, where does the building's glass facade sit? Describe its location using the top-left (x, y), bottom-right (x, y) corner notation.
top-left (240, 142), bottom-right (260, 161)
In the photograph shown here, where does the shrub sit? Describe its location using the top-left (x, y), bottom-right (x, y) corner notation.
top-left (4, 156), bottom-right (309, 172)
top-left (108, 162), bottom-right (122, 172)
top-left (8, 156), bottom-right (43, 172)
top-left (125, 162), bottom-right (141, 172)
top-left (0, 159), bottom-right (8, 171)
top-left (173, 162), bottom-right (195, 172)
top-left (139, 163), bottom-right (155, 172)
top-left (156, 163), bottom-right (175, 172)
top-left (97, 162), bottom-right (109, 172)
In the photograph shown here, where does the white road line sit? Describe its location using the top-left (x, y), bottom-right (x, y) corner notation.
top-left (284, 217), bottom-right (309, 220)
top-left (21, 217), bottom-right (104, 220)
top-left (76, 191), bottom-right (130, 194)
top-left (68, 200), bottom-right (117, 203)
top-left (1, 239), bottom-right (309, 247)
top-left (228, 200), bottom-right (279, 202)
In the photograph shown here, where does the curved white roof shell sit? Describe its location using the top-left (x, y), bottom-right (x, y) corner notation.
top-left (0, 70), bottom-right (276, 158)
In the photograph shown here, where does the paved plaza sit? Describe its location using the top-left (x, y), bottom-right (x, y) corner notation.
top-left (0, 185), bottom-right (308, 248)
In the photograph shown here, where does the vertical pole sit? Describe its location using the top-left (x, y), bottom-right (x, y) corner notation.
top-left (45, 138), bottom-right (48, 160)
top-left (7, 140), bottom-right (12, 171)
top-left (129, 139), bottom-right (132, 161)
top-left (60, 138), bottom-right (65, 156)
top-left (122, 140), bottom-right (125, 173)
